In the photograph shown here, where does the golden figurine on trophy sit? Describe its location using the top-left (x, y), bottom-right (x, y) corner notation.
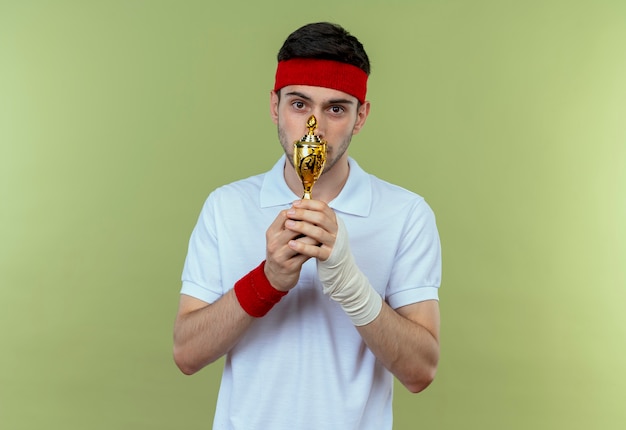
top-left (293, 115), bottom-right (327, 199)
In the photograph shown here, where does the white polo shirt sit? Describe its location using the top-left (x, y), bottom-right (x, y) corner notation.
top-left (181, 155), bottom-right (441, 430)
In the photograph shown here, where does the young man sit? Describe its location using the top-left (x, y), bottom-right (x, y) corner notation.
top-left (174, 22), bottom-right (442, 429)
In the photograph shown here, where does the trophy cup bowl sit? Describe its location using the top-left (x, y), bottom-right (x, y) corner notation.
top-left (294, 115), bottom-right (326, 199)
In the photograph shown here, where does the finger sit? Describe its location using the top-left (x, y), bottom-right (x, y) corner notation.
top-left (267, 210), bottom-right (313, 250)
top-left (291, 199), bottom-right (328, 211)
top-left (288, 237), bottom-right (331, 260)
top-left (294, 234), bottom-right (319, 246)
top-left (285, 219), bottom-right (333, 245)
top-left (267, 211), bottom-right (304, 263)
top-left (285, 220), bottom-right (325, 242)
top-left (284, 202), bottom-right (331, 243)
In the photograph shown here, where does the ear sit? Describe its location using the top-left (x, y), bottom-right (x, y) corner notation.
top-left (269, 90), bottom-right (280, 125)
top-left (352, 101), bottom-right (371, 135)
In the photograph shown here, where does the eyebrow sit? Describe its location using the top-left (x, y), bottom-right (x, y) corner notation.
top-left (284, 91), bottom-right (355, 105)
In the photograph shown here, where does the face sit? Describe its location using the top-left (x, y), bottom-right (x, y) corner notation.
top-left (270, 85), bottom-right (370, 174)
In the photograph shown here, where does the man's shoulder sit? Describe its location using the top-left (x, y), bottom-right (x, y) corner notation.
top-left (212, 171), bottom-right (266, 196)
top-left (201, 171), bottom-right (267, 211)
top-left (210, 157), bottom-right (285, 199)
top-left (368, 173), bottom-right (426, 207)
top-left (346, 158), bottom-right (428, 213)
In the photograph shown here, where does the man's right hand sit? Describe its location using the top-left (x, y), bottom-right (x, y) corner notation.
top-left (264, 208), bottom-right (317, 292)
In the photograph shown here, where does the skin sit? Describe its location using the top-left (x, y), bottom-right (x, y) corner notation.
top-left (173, 85), bottom-right (440, 393)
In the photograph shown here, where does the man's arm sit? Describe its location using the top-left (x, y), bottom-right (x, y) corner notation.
top-left (173, 291), bottom-right (254, 375)
top-left (356, 300), bottom-right (440, 393)
top-left (284, 199), bottom-right (440, 392)
top-left (173, 208), bottom-right (313, 375)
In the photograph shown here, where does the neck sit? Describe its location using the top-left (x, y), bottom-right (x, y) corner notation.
top-left (284, 156), bottom-right (350, 203)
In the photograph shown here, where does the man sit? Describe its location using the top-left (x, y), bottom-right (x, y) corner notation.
top-left (174, 22), bottom-right (442, 429)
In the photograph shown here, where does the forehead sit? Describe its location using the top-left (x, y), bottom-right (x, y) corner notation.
top-left (280, 85), bottom-right (358, 104)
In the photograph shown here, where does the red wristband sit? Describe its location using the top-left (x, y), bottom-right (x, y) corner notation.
top-left (234, 261), bottom-right (288, 317)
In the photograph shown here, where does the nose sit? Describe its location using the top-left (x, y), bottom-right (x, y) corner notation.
top-left (311, 112), bottom-right (325, 139)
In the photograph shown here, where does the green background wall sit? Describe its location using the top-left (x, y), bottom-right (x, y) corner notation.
top-left (2, 1), bottom-right (625, 428)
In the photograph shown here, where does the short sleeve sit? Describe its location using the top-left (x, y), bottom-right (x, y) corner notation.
top-left (386, 199), bottom-right (442, 309)
top-left (180, 193), bottom-right (224, 304)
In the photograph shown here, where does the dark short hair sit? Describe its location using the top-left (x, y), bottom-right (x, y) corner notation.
top-left (277, 22), bottom-right (370, 76)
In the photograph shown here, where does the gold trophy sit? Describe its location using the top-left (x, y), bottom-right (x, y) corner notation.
top-left (293, 115), bottom-right (327, 199)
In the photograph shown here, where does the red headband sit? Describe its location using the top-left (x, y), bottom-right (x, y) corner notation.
top-left (274, 58), bottom-right (368, 104)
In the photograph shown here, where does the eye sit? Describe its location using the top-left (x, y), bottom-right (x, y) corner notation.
top-left (329, 105), bottom-right (345, 114)
top-left (292, 101), bottom-right (306, 110)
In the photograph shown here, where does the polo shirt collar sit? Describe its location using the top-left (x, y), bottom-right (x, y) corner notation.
top-left (260, 155), bottom-right (372, 217)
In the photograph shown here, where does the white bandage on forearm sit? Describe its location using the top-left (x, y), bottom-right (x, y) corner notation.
top-left (317, 216), bottom-right (383, 326)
